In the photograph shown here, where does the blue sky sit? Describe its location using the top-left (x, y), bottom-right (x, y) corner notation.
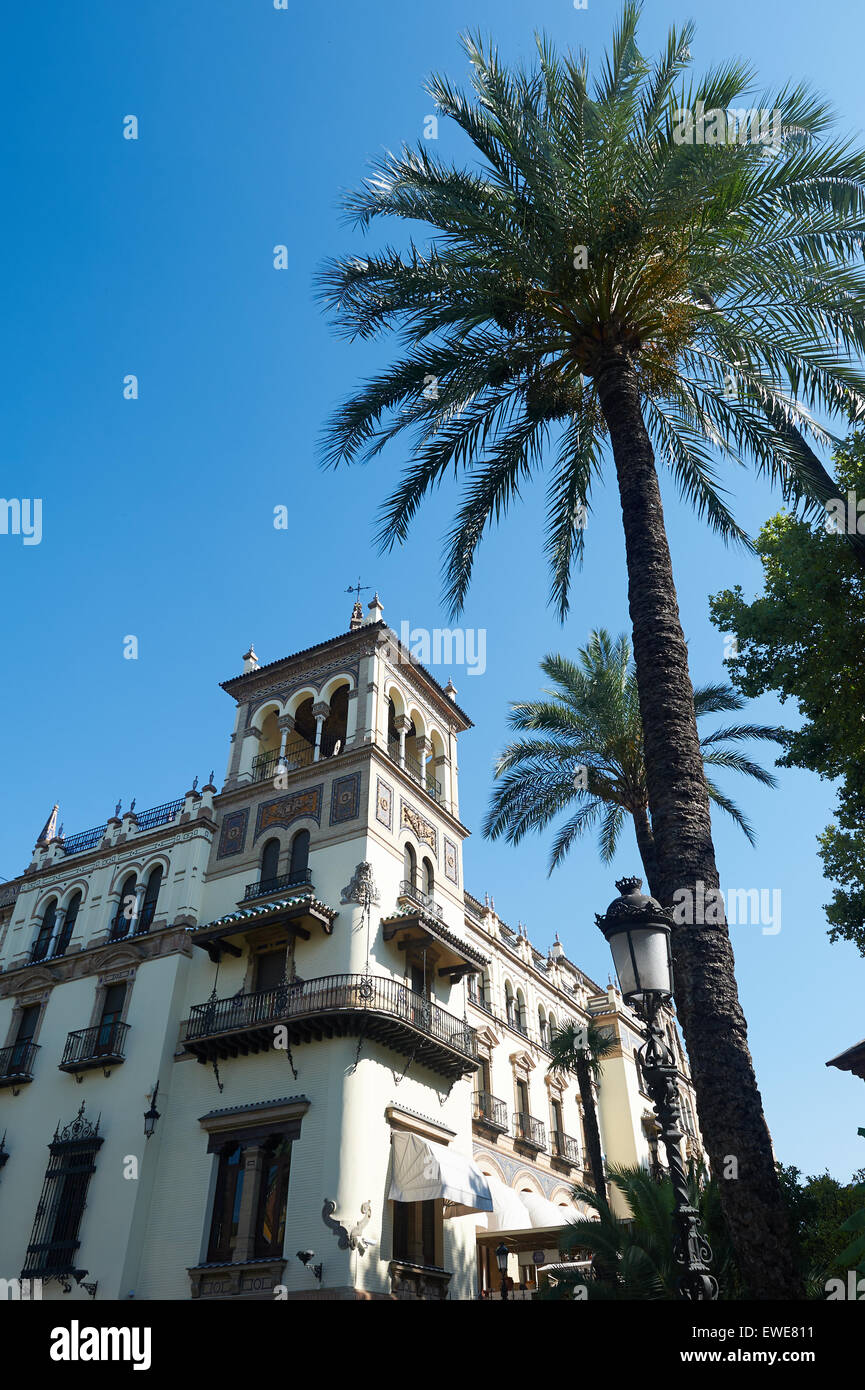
top-left (2, 0), bottom-right (863, 1179)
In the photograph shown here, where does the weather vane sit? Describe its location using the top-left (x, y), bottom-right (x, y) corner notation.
top-left (346, 577), bottom-right (371, 604)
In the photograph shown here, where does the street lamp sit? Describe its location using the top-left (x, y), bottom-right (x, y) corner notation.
top-left (143, 1081), bottom-right (161, 1139)
top-left (494, 1242), bottom-right (510, 1300)
top-left (596, 876), bottom-right (718, 1301)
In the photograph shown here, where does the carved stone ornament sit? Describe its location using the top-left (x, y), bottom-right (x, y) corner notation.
top-left (340, 862), bottom-right (380, 909)
top-left (322, 1198), bottom-right (375, 1256)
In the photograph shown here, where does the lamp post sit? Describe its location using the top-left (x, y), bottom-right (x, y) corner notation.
top-left (494, 1242), bottom-right (510, 1300)
top-left (596, 876), bottom-right (718, 1301)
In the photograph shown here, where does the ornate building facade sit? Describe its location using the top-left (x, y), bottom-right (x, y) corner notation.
top-left (0, 599), bottom-right (702, 1300)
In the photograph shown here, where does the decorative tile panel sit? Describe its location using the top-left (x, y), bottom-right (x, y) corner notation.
top-left (217, 808), bottom-right (248, 858)
top-left (444, 837), bottom-right (459, 885)
top-left (330, 772), bottom-right (361, 825)
top-left (376, 777), bottom-right (393, 831)
top-left (254, 785), bottom-right (323, 841)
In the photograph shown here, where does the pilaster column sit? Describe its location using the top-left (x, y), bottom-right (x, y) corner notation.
top-left (312, 702), bottom-right (330, 761)
top-left (415, 737), bottom-right (432, 790)
top-left (129, 882), bottom-right (147, 936)
top-left (394, 715), bottom-right (412, 768)
top-left (276, 715), bottom-right (294, 763)
top-left (47, 907), bottom-right (66, 958)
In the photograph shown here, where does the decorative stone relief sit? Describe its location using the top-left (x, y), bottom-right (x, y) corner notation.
top-left (254, 785), bottom-right (323, 841)
top-left (444, 837), bottom-right (458, 884)
top-left (340, 862), bottom-right (380, 909)
top-left (400, 801), bottom-right (437, 855)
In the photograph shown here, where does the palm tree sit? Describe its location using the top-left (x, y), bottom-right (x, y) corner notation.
top-left (548, 1018), bottom-right (616, 1202)
top-left (315, 5), bottom-right (865, 1296)
top-left (484, 629), bottom-right (786, 893)
top-left (543, 1163), bottom-right (741, 1299)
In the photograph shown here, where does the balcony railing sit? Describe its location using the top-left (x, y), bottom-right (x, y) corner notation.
top-left (60, 825), bottom-right (105, 856)
top-left (387, 740), bottom-right (443, 805)
top-left (243, 869), bottom-right (313, 902)
top-left (0, 1040), bottom-right (39, 1087)
top-left (59, 1021), bottom-right (130, 1073)
top-left (397, 880), bottom-right (444, 921)
top-left (108, 899), bottom-right (157, 941)
top-left (135, 798), bottom-right (185, 832)
top-left (513, 1112), bottom-right (547, 1151)
top-left (252, 731), bottom-right (345, 785)
top-left (184, 973), bottom-right (479, 1080)
top-left (552, 1131), bottom-right (582, 1166)
top-left (472, 1090), bottom-right (508, 1131)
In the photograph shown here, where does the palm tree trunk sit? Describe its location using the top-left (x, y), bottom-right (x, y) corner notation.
top-left (575, 1054), bottom-right (606, 1202)
top-left (631, 804), bottom-right (660, 896)
top-left (595, 358), bottom-right (802, 1299)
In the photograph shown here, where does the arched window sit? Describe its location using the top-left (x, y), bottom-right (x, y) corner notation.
top-left (548, 1011), bottom-right (558, 1041)
top-left (504, 981), bottom-right (516, 1027)
top-left (138, 866), bottom-right (162, 934)
top-left (260, 838), bottom-right (281, 889)
top-left (289, 829), bottom-right (310, 883)
top-left (515, 990), bottom-right (527, 1035)
top-left (111, 873), bottom-right (138, 940)
top-left (31, 898), bottom-right (58, 963)
top-left (403, 842), bottom-right (417, 891)
top-left (54, 891), bottom-right (82, 958)
top-left (538, 1008), bottom-right (548, 1047)
top-left (421, 857), bottom-right (435, 898)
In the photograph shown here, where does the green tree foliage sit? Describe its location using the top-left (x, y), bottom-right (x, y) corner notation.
top-left (709, 434), bottom-right (865, 954)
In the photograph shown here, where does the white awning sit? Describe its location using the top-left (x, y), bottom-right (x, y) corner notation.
top-left (518, 1191), bottom-right (579, 1231)
top-left (388, 1132), bottom-right (493, 1216)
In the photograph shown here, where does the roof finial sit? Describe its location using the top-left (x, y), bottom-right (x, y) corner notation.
top-left (243, 643), bottom-right (260, 673)
top-left (36, 803), bottom-right (59, 845)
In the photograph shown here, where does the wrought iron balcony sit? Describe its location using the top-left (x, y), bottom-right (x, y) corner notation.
top-left (108, 899), bottom-right (157, 941)
top-left (397, 880), bottom-right (443, 920)
top-left (252, 737), bottom-right (315, 783)
top-left (552, 1131), bottom-right (582, 1166)
top-left (60, 825), bottom-right (105, 856)
top-left (134, 798), bottom-right (184, 832)
top-left (243, 869), bottom-right (313, 902)
top-left (387, 740), bottom-right (444, 805)
top-left (58, 1021), bottom-right (130, 1074)
top-left (0, 1041), bottom-right (39, 1088)
top-left (183, 973), bottom-right (479, 1081)
top-left (472, 1090), bottom-right (508, 1133)
top-left (513, 1112), bottom-right (547, 1152)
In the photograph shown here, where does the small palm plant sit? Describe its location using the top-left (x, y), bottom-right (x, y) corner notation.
top-left (484, 629), bottom-right (785, 894)
top-left (544, 1163), bottom-right (740, 1300)
top-left (548, 1018), bottom-right (617, 1201)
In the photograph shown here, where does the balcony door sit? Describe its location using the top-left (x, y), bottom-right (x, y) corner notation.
top-left (96, 984), bottom-right (126, 1055)
top-left (11, 1004), bottom-right (40, 1071)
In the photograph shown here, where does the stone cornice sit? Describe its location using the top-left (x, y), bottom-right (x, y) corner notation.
top-left (0, 924), bottom-right (194, 997)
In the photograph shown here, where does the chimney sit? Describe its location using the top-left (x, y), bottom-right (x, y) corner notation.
top-left (444, 678), bottom-right (458, 702)
top-left (243, 643), bottom-right (260, 673)
top-left (366, 593), bottom-right (384, 625)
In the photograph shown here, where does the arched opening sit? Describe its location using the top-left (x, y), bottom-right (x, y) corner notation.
top-left (321, 683), bottom-right (349, 757)
top-left (515, 990), bottom-right (527, 1036)
top-left (111, 873), bottom-right (138, 941)
top-left (31, 898), bottom-right (58, 963)
top-left (138, 866), bottom-right (162, 934)
top-left (289, 829), bottom-right (310, 883)
top-left (427, 731), bottom-right (447, 804)
top-left (504, 981), bottom-right (516, 1028)
top-left (421, 856), bottom-right (435, 899)
top-left (538, 1006), bottom-right (548, 1047)
top-left (55, 890), bottom-right (82, 958)
top-left (403, 842), bottom-right (417, 891)
top-left (292, 697), bottom-right (316, 750)
top-left (260, 837), bottom-right (281, 889)
top-left (548, 1011), bottom-right (558, 1042)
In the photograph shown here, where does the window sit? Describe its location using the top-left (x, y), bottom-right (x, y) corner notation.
top-left (289, 829), bottom-right (310, 882)
top-left (403, 842), bottom-right (417, 889)
top-left (551, 1097), bottom-right (564, 1142)
top-left (137, 867), bottom-right (162, 933)
top-left (255, 948), bottom-right (288, 995)
top-left (538, 1008), bottom-right (548, 1046)
top-left (96, 984), bottom-right (127, 1055)
top-left (254, 1137), bottom-right (292, 1257)
top-left (10, 1004), bottom-right (40, 1071)
top-left (55, 892), bottom-right (81, 958)
top-left (260, 838), bottom-right (280, 888)
top-left (505, 982), bottom-right (515, 1026)
top-left (110, 874), bottom-right (137, 940)
top-left (22, 1108), bottom-right (103, 1277)
top-left (392, 1199), bottom-right (438, 1266)
top-left (467, 974), bottom-right (478, 1002)
top-left (421, 857), bottom-right (434, 897)
top-left (206, 1128), bottom-right (296, 1265)
top-left (31, 899), bottom-right (57, 962)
